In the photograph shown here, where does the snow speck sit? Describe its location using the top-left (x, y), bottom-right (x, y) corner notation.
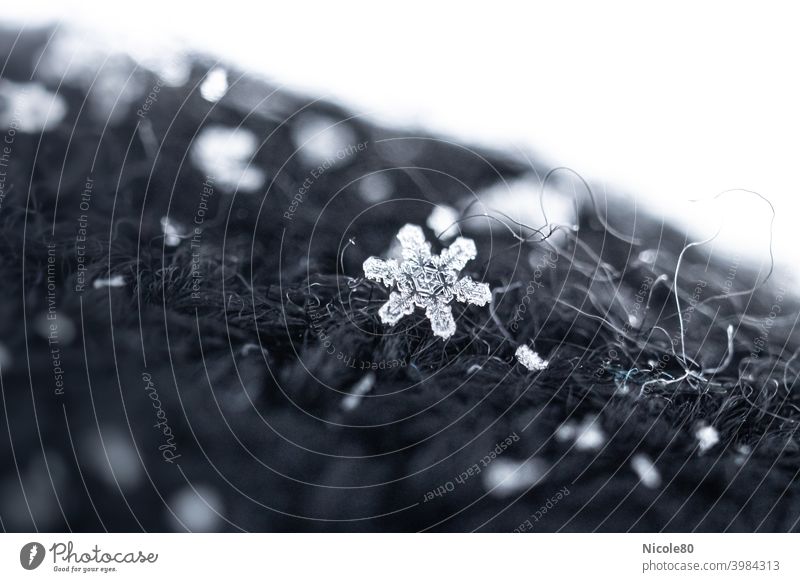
top-left (483, 457), bottom-right (548, 498)
top-left (93, 275), bottom-right (126, 289)
top-left (291, 114), bottom-right (358, 167)
top-left (341, 373), bottom-right (376, 412)
top-left (631, 453), bottom-right (661, 489)
top-left (191, 125), bottom-right (265, 193)
top-left (557, 415), bottom-right (606, 451)
top-left (358, 173), bottom-right (394, 203)
top-left (169, 485), bottom-right (224, 532)
top-left (0, 80), bottom-right (67, 132)
top-left (426, 205), bottom-right (460, 240)
top-left (515, 345), bottom-right (549, 372)
top-left (160, 216), bottom-right (184, 247)
top-left (695, 425), bottom-right (720, 454)
top-left (200, 68), bottom-right (229, 102)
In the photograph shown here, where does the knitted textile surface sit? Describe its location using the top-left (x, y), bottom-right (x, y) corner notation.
top-left (0, 27), bottom-right (798, 532)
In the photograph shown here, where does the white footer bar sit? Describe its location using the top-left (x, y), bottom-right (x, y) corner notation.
top-left (1, 533), bottom-right (796, 580)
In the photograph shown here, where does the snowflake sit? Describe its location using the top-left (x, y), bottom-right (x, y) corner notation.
top-left (363, 224), bottom-right (491, 339)
top-left (515, 345), bottom-right (549, 371)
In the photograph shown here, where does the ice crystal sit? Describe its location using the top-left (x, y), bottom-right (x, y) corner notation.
top-left (515, 345), bottom-right (549, 371)
top-left (363, 224), bottom-right (491, 339)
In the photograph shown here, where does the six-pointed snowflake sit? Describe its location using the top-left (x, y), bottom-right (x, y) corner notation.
top-left (363, 224), bottom-right (491, 339)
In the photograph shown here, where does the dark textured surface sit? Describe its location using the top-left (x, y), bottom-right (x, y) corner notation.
top-left (1, 26), bottom-right (798, 532)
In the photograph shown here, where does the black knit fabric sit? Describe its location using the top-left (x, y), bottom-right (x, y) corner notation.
top-left (1, 26), bottom-right (798, 532)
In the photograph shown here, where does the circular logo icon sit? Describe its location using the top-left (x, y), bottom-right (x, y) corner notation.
top-left (20, 542), bottom-right (46, 570)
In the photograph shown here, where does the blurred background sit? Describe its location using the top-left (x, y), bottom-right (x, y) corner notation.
top-left (5, 0), bottom-right (797, 274)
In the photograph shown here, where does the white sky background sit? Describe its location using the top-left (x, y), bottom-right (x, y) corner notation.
top-left (6, 1), bottom-right (799, 279)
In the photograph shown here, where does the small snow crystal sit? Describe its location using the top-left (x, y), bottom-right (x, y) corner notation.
top-left (515, 345), bottom-right (549, 371)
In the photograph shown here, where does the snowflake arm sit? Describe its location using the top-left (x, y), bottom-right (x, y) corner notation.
top-left (363, 256), bottom-right (399, 286)
top-left (378, 291), bottom-right (415, 325)
top-left (437, 236), bottom-right (477, 272)
top-left (397, 223), bottom-right (431, 263)
top-left (453, 277), bottom-right (491, 306)
top-left (425, 298), bottom-right (456, 339)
